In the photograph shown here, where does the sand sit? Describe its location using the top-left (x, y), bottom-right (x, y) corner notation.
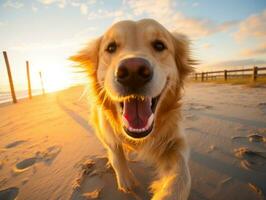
top-left (0, 83), bottom-right (265, 200)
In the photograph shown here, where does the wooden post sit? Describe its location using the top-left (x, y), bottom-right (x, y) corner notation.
top-left (224, 70), bottom-right (227, 81)
top-left (253, 66), bottom-right (258, 81)
top-left (26, 61), bottom-right (32, 99)
top-left (195, 73), bottom-right (197, 80)
top-left (39, 71), bottom-right (45, 95)
top-left (201, 72), bottom-right (204, 82)
top-left (3, 51), bottom-right (17, 103)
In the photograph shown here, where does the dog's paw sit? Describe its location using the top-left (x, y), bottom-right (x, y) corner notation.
top-left (117, 170), bottom-right (138, 193)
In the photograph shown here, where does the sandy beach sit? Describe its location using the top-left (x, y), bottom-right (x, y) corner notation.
top-left (0, 83), bottom-right (265, 200)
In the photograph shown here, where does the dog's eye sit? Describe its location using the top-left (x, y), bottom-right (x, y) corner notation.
top-left (152, 40), bottom-right (166, 52)
top-left (106, 42), bottom-right (117, 53)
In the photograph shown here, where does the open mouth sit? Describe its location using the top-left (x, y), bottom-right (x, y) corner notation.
top-left (120, 96), bottom-right (159, 139)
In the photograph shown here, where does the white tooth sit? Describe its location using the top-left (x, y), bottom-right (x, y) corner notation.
top-left (122, 116), bottom-right (129, 128)
top-left (128, 125), bottom-right (152, 133)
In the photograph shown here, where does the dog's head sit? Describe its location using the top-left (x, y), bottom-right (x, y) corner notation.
top-left (71, 19), bottom-right (194, 140)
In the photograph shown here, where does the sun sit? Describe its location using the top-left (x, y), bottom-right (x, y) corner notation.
top-left (28, 53), bottom-right (75, 93)
top-left (41, 65), bottom-right (72, 93)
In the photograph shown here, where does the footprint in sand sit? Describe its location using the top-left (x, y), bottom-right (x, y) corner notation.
top-left (234, 147), bottom-right (266, 173)
top-left (13, 145), bottom-right (61, 174)
top-left (0, 187), bottom-right (19, 200)
top-left (186, 103), bottom-right (213, 111)
top-left (16, 157), bottom-right (37, 170)
top-left (13, 157), bottom-right (37, 175)
top-left (185, 114), bottom-right (199, 121)
top-left (5, 140), bottom-right (26, 149)
top-left (248, 183), bottom-right (264, 200)
top-left (231, 133), bottom-right (265, 143)
top-left (248, 134), bottom-right (265, 143)
top-left (258, 102), bottom-right (266, 115)
top-left (41, 145), bottom-right (61, 163)
top-left (71, 156), bottom-right (152, 200)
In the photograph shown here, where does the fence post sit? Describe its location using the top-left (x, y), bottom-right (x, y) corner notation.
top-left (26, 61), bottom-right (32, 99)
top-left (201, 72), bottom-right (204, 82)
top-left (224, 70), bottom-right (227, 81)
top-left (195, 73), bottom-right (197, 80)
top-left (39, 71), bottom-right (45, 95)
top-left (3, 51), bottom-right (17, 103)
top-left (253, 66), bottom-right (258, 81)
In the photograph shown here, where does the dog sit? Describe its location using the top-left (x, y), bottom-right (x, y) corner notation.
top-left (70, 19), bottom-right (194, 200)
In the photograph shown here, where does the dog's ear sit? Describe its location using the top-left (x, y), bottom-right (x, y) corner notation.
top-left (171, 33), bottom-right (195, 84)
top-left (69, 37), bottom-right (102, 75)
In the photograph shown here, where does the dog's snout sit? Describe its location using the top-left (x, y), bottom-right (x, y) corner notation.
top-left (116, 57), bottom-right (153, 88)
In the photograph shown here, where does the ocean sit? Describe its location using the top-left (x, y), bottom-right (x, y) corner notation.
top-left (0, 89), bottom-right (43, 104)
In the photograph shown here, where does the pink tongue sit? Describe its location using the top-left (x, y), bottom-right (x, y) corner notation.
top-left (123, 98), bottom-right (152, 129)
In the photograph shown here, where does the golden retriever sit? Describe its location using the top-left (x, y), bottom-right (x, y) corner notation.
top-left (70, 19), bottom-right (194, 200)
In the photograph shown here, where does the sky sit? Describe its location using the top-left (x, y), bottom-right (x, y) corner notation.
top-left (0, 0), bottom-right (266, 92)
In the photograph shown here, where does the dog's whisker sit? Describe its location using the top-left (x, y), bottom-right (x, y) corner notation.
top-left (77, 85), bottom-right (89, 102)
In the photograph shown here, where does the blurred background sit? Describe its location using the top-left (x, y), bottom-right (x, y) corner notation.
top-left (0, 0), bottom-right (265, 102)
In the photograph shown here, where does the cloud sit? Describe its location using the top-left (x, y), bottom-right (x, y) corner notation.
top-left (39, 0), bottom-right (66, 8)
top-left (69, 0), bottom-right (96, 7)
top-left (80, 3), bottom-right (88, 15)
top-left (240, 43), bottom-right (266, 56)
top-left (73, 27), bottom-right (97, 40)
top-left (87, 9), bottom-right (125, 20)
top-left (0, 21), bottom-right (6, 26)
top-left (76, 0), bottom-right (235, 38)
top-left (216, 20), bottom-right (239, 32)
top-left (202, 43), bottom-right (212, 49)
top-left (3, 0), bottom-right (24, 9)
top-left (9, 40), bottom-right (80, 52)
top-left (8, 26), bottom-right (98, 52)
top-left (234, 9), bottom-right (266, 42)
top-left (192, 2), bottom-right (199, 7)
top-left (209, 58), bottom-right (266, 68)
top-left (38, 0), bottom-right (96, 14)
top-left (125, 0), bottom-right (236, 38)
top-left (35, 0), bottom-right (236, 38)
top-left (32, 5), bottom-right (38, 12)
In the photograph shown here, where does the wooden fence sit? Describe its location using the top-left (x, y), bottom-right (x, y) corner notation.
top-left (2, 51), bottom-right (45, 104)
top-left (193, 66), bottom-right (266, 82)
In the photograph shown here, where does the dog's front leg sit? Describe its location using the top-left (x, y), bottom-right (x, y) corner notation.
top-left (107, 145), bottom-right (138, 192)
top-left (96, 109), bottom-right (137, 192)
top-left (151, 149), bottom-right (191, 200)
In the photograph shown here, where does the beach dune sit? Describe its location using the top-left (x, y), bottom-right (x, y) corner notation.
top-left (0, 83), bottom-right (265, 200)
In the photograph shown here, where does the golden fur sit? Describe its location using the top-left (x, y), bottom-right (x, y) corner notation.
top-left (70, 19), bottom-right (194, 200)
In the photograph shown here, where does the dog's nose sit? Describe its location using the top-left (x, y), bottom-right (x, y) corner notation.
top-left (116, 57), bottom-right (153, 88)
